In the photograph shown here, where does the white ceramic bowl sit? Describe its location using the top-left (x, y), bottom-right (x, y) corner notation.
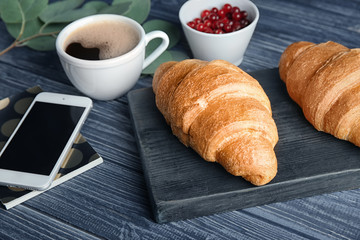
top-left (179, 0), bottom-right (259, 66)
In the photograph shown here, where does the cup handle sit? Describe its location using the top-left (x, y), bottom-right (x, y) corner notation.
top-left (143, 30), bottom-right (169, 69)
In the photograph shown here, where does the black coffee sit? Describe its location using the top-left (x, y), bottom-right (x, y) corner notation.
top-left (64, 20), bottom-right (140, 61)
top-left (66, 42), bottom-right (100, 60)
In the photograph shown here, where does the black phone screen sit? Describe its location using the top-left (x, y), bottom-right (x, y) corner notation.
top-left (0, 102), bottom-right (85, 175)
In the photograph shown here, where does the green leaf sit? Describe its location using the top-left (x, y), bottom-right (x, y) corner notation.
top-left (20, 0), bottom-right (48, 21)
top-left (0, 0), bottom-right (5, 12)
top-left (143, 19), bottom-right (181, 50)
top-left (98, 2), bottom-right (131, 15)
top-left (169, 50), bottom-right (189, 61)
top-left (6, 17), bottom-right (65, 39)
top-left (5, 18), bottom-right (42, 40)
top-left (0, 0), bottom-right (23, 23)
top-left (82, 1), bottom-right (108, 11)
top-left (46, 8), bottom-right (97, 23)
top-left (42, 22), bottom-right (67, 34)
top-left (26, 35), bottom-right (56, 51)
top-left (113, 0), bottom-right (150, 24)
top-left (0, 0), bottom-right (48, 23)
top-left (39, 0), bottom-right (84, 23)
top-left (142, 50), bottom-right (173, 75)
top-left (6, 18), bottom-right (60, 51)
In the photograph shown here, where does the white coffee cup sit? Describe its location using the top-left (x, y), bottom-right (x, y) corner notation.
top-left (56, 14), bottom-right (169, 101)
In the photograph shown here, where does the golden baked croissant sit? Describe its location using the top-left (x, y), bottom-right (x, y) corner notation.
top-left (279, 41), bottom-right (360, 146)
top-left (153, 59), bottom-right (278, 186)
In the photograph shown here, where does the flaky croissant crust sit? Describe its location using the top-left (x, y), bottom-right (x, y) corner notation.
top-left (153, 59), bottom-right (278, 186)
top-left (279, 41), bottom-right (360, 147)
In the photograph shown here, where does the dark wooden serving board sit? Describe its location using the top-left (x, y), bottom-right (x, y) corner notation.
top-left (128, 68), bottom-right (360, 223)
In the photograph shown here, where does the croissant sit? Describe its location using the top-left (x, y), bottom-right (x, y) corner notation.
top-left (279, 41), bottom-right (360, 146)
top-left (153, 59), bottom-right (278, 186)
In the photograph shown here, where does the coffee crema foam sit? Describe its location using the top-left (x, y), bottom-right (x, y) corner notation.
top-left (65, 20), bottom-right (140, 60)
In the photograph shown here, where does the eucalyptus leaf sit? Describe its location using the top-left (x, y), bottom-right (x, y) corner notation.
top-left (169, 50), bottom-right (189, 61)
top-left (143, 19), bottom-right (180, 50)
top-left (98, 2), bottom-right (131, 15)
top-left (142, 50), bottom-right (173, 75)
top-left (113, 0), bottom-right (150, 24)
top-left (82, 1), bottom-right (108, 11)
top-left (6, 19), bottom-right (65, 51)
top-left (26, 35), bottom-right (56, 51)
top-left (42, 22), bottom-right (68, 34)
top-left (145, 39), bottom-right (160, 59)
top-left (141, 20), bottom-right (182, 74)
top-left (0, 0), bottom-right (6, 12)
top-left (39, 0), bottom-right (83, 23)
top-left (0, 0), bottom-right (48, 23)
top-left (0, 0), bottom-right (4, 14)
top-left (0, 0), bottom-right (23, 23)
top-left (21, 0), bottom-right (48, 21)
top-left (5, 18), bottom-right (42, 40)
top-left (47, 8), bottom-right (97, 24)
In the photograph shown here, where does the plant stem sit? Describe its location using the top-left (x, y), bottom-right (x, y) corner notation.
top-left (0, 1), bottom-right (26, 57)
top-left (0, 42), bottom-right (18, 56)
top-left (39, 22), bottom-right (49, 34)
top-left (17, 31), bottom-right (60, 45)
top-left (0, 30), bottom-right (60, 56)
top-left (16, 0), bottom-right (26, 41)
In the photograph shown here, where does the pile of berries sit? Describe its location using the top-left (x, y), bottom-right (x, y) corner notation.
top-left (187, 3), bottom-right (251, 34)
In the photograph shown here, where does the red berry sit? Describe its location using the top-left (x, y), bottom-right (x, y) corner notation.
top-left (204, 27), bottom-right (213, 33)
top-left (223, 23), bottom-right (232, 32)
top-left (203, 19), bottom-right (212, 28)
top-left (211, 7), bottom-right (218, 14)
top-left (240, 19), bottom-right (250, 27)
top-left (232, 12), bottom-right (242, 21)
top-left (187, 21), bottom-right (196, 29)
top-left (215, 20), bottom-right (225, 29)
top-left (214, 29), bottom-right (224, 34)
top-left (240, 11), bottom-right (248, 19)
top-left (222, 3), bottom-right (232, 13)
top-left (217, 9), bottom-right (227, 19)
top-left (208, 13), bottom-right (218, 22)
top-left (191, 4), bottom-right (250, 34)
top-left (232, 7), bottom-right (241, 14)
top-left (201, 10), bottom-right (210, 19)
top-left (216, 18), bottom-right (229, 30)
top-left (194, 18), bottom-right (201, 24)
top-left (233, 21), bottom-right (242, 31)
top-left (196, 23), bottom-right (205, 32)
top-left (221, 17), bottom-right (229, 25)
top-left (211, 21), bottom-right (217, 30)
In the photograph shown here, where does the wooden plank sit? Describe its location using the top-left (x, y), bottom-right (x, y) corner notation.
top-left (0, 205), bottom-right (100, 240)
top-left (128, 68), bottom-right (360, 223)
top-left (0, 0), bottom-right (359, 239)
top-left (3, 60), bottom-right (355, 240)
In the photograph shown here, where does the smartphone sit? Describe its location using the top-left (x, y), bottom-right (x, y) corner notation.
top-left (0, 92), bottom-right (93, 191)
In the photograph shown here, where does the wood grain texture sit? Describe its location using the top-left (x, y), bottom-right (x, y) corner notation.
top-left (0, 0), bottom-right (359, 239)
top-left (128, 68), bottom-right (360, 223)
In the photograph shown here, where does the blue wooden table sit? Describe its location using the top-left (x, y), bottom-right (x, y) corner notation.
top-left (1, 0), bottom-right (359, 239)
